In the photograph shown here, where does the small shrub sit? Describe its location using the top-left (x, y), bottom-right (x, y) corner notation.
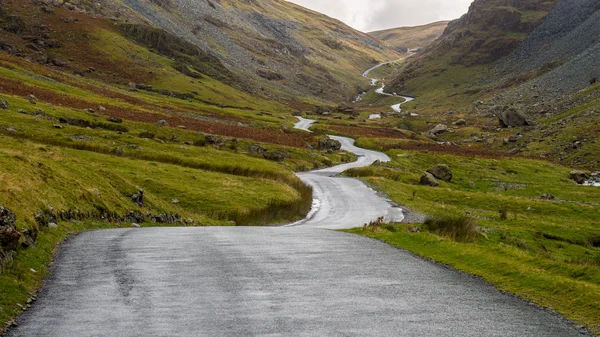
top-left (424, 215), bottom-right (477, 242)
top-left (363, 216), bottom-right (385, 232)
top-left (397, 120), bottom-right (415, 131)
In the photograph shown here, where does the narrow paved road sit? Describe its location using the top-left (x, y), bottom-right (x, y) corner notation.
top-left (289, 117), bottom-right (403, 228)
top-left (7, 228), bottom-right (585, 337)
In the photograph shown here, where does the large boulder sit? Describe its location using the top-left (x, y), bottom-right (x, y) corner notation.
top-left (0, 206), bottom-right (21, 251)
top-left (420, 172), bottom-right (440, 187)
top-left (570, 170), bottom-right (589, 184)
top-left (427, 164), bottom-right (453, 182)
top-left (315, 136), bottom-right (342, 151)
top-left (428, 124), bottom-right (448, 137)
top-left (498, 107), bottom-right (531, 128)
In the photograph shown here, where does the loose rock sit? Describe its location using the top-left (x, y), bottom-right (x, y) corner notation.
top-left (420, 172), bottom-right (440, 187)
top-left (570, 170), bottom-right (588, 184)
top-left (427, 164), bottom-right (453, 182)
top-left (428, 124), bottom-right (448, 137)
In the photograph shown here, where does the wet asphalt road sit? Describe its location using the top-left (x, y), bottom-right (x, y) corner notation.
top-left (290, 118), bottom-right (404, 229)
top-left (7, 227), bottom-right (585, 337)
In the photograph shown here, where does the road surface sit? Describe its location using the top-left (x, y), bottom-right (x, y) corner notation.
top-left (7, 227), bottom-right (586, 337)
top-left (289, 117), bottom-right (404, 228)
top-left (363, 57), bottom-right (415, 115)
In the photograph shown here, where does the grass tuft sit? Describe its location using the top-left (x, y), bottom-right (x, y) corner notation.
top-left (424, 215), bottom-right (477, 242)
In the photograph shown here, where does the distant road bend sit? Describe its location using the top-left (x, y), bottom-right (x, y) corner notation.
top-left (6, 64), bottom-right (588, 337)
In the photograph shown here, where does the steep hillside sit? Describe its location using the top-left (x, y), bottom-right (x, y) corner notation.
top-left (64, 0), bottom-right (399, 104)
top-left (369, 21), bottom-right (449, 50)
top-left (375, 0), bottom-right (600, 169)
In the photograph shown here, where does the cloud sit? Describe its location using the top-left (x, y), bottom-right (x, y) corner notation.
top-left (285, 0), bottom-right (473, 32)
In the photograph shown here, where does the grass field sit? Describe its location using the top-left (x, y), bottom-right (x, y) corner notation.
top-left (343, 142), bottom-right (600, 334)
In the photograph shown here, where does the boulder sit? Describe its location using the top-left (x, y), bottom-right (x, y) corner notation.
top-left (315, 136), bottom-right (342, 151)
top-left (205, 135), bottom-right (224, 146)
top-left (247, 144), bottom-right (267, 154)
top-left (540, 193), bottom-right (556, 200)
top-left (420, 172), bottom-right (440, 187)
top-left (0, 206), bottom-right (21, 251)
top-left (20, 228), bottom-right (37, 248)
top-left (263, 149), bottom-right (290, 162)
top-left (454, 119), bottom-right (467, 126)
top-left (157, 120), bottom-right (169, 126)
top-left (107, 117), bottom-right (122, 123)
top-left (428, 124), bottom-right (448, 137)
top-left (570, 170), bottom-right (588, 185)
top-left (498, 107), bottom-right (531, 128)
top-left (427, 164), bottom-right (453, 182)
top-left (131, 189), bottom-right (144, 207)
top-left (0, 100), bottom-right (9, 109)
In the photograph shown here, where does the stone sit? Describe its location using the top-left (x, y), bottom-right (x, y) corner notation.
top-left (98, 106), bottom-right (106, 112)
top-left (205, 135), bottom-right (223, 145)
top-left (20, 228), bottom-right (37, 248)
top-left (157, 120), bottom-right (169, 126)
top-left (47, 223), bottom-right (58, 229)
top-left (263, 149), bottom-right (290, 162)
top-left (107, 117), bottom-right (122, 123)
top-left (171, 199), bottom-right (180, 204)
top-left (0, 100), bottom-right (9, 109)
top-left (498, 107), bottom-right (531, 128)
top-left (53, 124), bottom-right (64, 129)
top-left (453, 119), bottom-right (466, 126)
top-left (131, 189), bottom-right (144, 207)
top-left (315, 136), bottom-right (342, 151)
top-left (427, 164), bottom-right (453, 182)
top-left (428, 124), bottom-right (448, 137)
top-left (540, 193), bottom-right (556, 200)
top-left (131, 223), bottom-right (141, 228)
top-left (113, 147), bottom-right (124, 155)
top-left (0, 206), bottom-right (21, 251)
top-left (84, 108), bottom-right (95, 114)
top-left (6, 128), bottom-right (17, 134)
top-left (247, 144), bottom-right (267, 154)
top-left (570, 170), bottom-right (588, 185)
top-left (420, 172), bottom-right (440, 187)
top-left (135, 83), bottom-right (152, 90)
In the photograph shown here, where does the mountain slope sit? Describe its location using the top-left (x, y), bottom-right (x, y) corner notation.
top-left (369, 21), bottom-right (449, 50)
top-left (89, 0), bottom-right (400, 104)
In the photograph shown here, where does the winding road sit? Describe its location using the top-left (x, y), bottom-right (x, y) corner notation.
top-left (6, 63), bottom-right (588, 336)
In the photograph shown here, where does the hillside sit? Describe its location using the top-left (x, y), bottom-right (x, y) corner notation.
top-left (71, 0), bottom-right (399, 104)
top-left (369, 21), bottom-right (449, 50)
top-left (381, 0), bottom-right (600, 169)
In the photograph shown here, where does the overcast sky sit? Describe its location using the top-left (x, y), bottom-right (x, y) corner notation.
top-left (286, 0), bottom-right (473, 32)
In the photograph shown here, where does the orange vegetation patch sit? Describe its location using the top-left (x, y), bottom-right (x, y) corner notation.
top-left (0, 76), bottom-right (309, 147)
top-left (383, 141), bottom-right (523, 159)
top-left (328, 125), bottom-right (409, 139)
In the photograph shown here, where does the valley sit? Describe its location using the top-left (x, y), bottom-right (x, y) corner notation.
top-left (0, 0), bottom-right (599, 335)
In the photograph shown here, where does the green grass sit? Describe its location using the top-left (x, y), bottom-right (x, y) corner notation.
top-left (343, 147), bottom-right (600, 334)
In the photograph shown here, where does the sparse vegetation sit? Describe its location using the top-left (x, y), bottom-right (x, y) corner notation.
top-left (423, 215), bottom-right (477, 242)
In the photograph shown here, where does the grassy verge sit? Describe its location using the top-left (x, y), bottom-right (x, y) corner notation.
top-left (343, 146), bottom-right (600, 335)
